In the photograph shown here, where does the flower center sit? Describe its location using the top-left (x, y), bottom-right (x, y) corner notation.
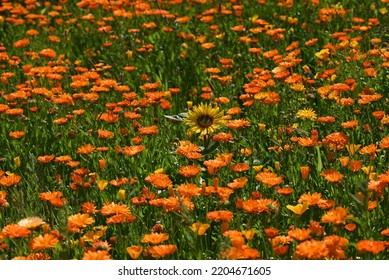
top-left (197, 115), bottom-right (214, 128)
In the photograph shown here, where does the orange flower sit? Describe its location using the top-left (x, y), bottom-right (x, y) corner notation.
top-left (255, 171), bottom-right (283, 187)
top-left (379, 137), bottom-right (389, 149)
top-left (138, 125), bottom-right (158, 135)
top-left (37, 155), bottom-right (55, 163)
top-left (298, 192), bottom-right (324, 206)
top-left (227, 177), bottom-right (248, 190)
top-left (299, 166), bottom-right (310, 180)
top-left (321, 206), bottom-right (353, 225)
top-left (230, 163), bottom-right (250, 172)
top-left (29, 234), bottom-right (59, 250)
top-left (294, 240), bottom-right (329, 259)
top-left (176, 141), bottom-right (202, 159)
top-left (322, 132), bottom-right (349, 150)
top-left (356, 240), bottom-right (387, 254)
top-left (147, 244), bottom-right (177, 258)
top-left (381, 229), bottom-right (389, 236)
top-left (2, 224), bottom-right (31, 238)
top-left (39, 191), bottom-right (67, 207)
top-left (76, 144), bottom-right (95, 155)
top-left (9, 131), bottom-right (26, 139)
top-left (359, 144), bottom-right (379, 158)
top-left (67, 213), bottom-right (95, 233)
top-left (226, 119), bottom-right (251, 129)
top-left (82, 250), bottom-right (111, 260)
top-left (213, 132), bottom-right (234, 143)
top-left (0, 174), bottom-right (21, 187)
top-left (0, 191), bottom-right (8, 208)
top-left (323, 235), bottom-right (348, 259)
top-left (241, 198), bottom-right (276, 214)
top-left (141, 233), bottom-right (169, 244)
top-left (55, 155), bottom-right (72, 163)
top-left (145, 173), bottom-right (172, 189)
top-left (127, 246), bottom-right (143, 259)
top-left (203, 159), bottom-right (227, 174)
top-left (177, 183), bottom-right (201, 197)
top-left (100, 202), bottom-right (132, 216)
top-left (178, 165), bottom-right (200, 178)
top-left (122, 145), bottom-right (146, 156)
top-left (288, 228), bottom-right (312, 242)
top-left (206, 210), bottom-right (234, 221)
top-left (341, 120), bottom-right (358, 129)
top-left (97, 129), bottom-right (114, 139)
top-left (320, 169), bottom-right (344, 183)
top-left (14, 38), bottom-right (30, 48)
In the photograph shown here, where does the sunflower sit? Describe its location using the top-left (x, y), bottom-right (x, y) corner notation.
top-left (184, 103), bottom-right (225, 136)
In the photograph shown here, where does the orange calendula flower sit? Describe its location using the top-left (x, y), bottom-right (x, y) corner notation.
top-left (241, 199), bottom-right (276, 214)
top-left (359, 144), bottom-right (379, 159)
top-left (67, 213), bottom-right (95, 233)
top-left (177, 183), bottom-right (201, 197)
top-left (294, 240), bottom-right (329, 259)
top-left (230, 163), bottom-right (250, 172)
top-left (255, 171), bottom-right (283, 187)
top-left (138, 125), bottom-right (158, 135)
top-left (226, 119), bottom-right (251, 129)
top-left (178, 165), bottom-right (201, 178)
top-left (29, 234), bottom-right (59, 250)
top-left (227, 177), bottom-right (248, 190)
top-left (82, 250), bottom-right (111, 260)
top-left (288, 228), bottom-right (312, 242)
top-left (321, 206), bottom-right (353, 225)
top-left (9, 131), bottom-right (26, 139)
top-left (0, 174), bottom-right (21, 187)
top-left (323, 235), bottom-right (348, 259)
top-left (213, 132), bottom-right (234, 143)
top-left (147, 244), bottom-right (177, 258)
top-left (176, 141), bottom-right (202, 159)
top-left (141, 233), bottom-right (169, 244)
top-left (122, 145), bottom-right (146, 156)
top-left (203, 159), bottom-right (227, 174)
top-left (76, 144), bottom-right (95, 155)
top-left (206, 210), bottom-right (234, 221)
top-left (127, 246), bottom-right (143, 259)
top-left (379, 137), bottom-right (389, 149)
top-left (356, 240), bottom-right (387, 254)
top-left (39, 191), bottom-right (67, 207)
top-left (320, 169), bottom-right (344, 183)
top-left (100, 202), bottom-right (132, 217)
top-left (2, 224), bottom-right (31, 238)
top-left (37, 155), bottom-right (55, 163)
top-left (145, 173), bottom-right (173, 189)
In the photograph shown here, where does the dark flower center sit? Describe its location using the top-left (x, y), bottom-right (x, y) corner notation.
top-left (197, 115), bottom-right (214, 128)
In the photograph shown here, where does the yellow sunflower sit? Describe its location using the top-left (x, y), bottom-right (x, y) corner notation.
top-left (184, 103), bottom-right (225, 136)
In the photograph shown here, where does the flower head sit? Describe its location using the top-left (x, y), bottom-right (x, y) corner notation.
top-left (184, 103), bottom-right (225, 136)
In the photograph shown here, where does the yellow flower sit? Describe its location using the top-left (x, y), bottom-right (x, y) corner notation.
top-left (296, 108), bottom-right (317, 121)
top-left (14, 157), bottom-right (21, 168)
top-left (286, 202), bottom-right (309, 215)
top-left (315, 48), bottom-right (330, 60)
top-left (190, 222), bottom-right (210, 236)
top-left (184, 103), bottom-right (225, 136)
top-left (97, 180), bottom-right (108, 191)
top-left (118, 190), bottom-right (126, 201)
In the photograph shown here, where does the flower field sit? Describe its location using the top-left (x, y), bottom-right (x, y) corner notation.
top-left (0, 0), bottom-right (388, 260)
